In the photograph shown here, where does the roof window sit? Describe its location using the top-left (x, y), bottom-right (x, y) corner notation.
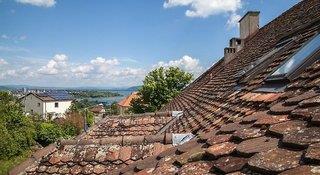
top-left (267, 33), bottom-right (320, 81)
top-left (235, 38), bottom-right (291, 84)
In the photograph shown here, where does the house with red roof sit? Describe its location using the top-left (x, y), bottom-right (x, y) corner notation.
top-left (117, 91), bottom-right (139, 114)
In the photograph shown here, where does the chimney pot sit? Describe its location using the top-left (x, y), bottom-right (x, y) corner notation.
top-left (239, 11), bottom-right (260, 39)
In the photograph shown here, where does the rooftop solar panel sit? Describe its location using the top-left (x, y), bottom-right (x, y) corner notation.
top-left (43, 91), bottom-right (73, 101)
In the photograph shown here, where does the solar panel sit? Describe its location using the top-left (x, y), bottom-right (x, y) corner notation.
top-left (44, 91), bottom-right (73, 101)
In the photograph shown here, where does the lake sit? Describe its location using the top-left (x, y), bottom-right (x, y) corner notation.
top-left (85, 90), bottom-right (134, 105)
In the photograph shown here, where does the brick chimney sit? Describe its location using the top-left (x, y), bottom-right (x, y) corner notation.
top-left (239, 11), bottom-right (260, 39)
top-left (224, 11), bottom-right (260, 64)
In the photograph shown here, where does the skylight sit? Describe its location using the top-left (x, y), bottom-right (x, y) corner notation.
top-left (235, 40), bottom-right (290, 84)
top-left (270, 33), bottom-right (320, 77)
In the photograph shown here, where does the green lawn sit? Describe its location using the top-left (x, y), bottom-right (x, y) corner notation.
top-left (0, 150), bottom-right (32, 175)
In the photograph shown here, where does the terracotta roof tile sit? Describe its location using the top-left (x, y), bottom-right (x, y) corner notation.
top-left (117, 92), bottom-right (139, 107)
top-left (213, 156), bottom-right (248, 174)
top-left (236, 136), bottom-right (279, 156)
top-left (206, 142), bottom-right (237, 158)
top-left (206, 134), bottom-right (232, 146)
top-left (248, 148), bottom-right (302, 173)
top-left (233, 128), bottom-right (265, 140)
top-left (175, 145), bottom-right (205, 166)
top-left (178, 161), bottom-right (213, 175)
top-left (279, 165), bottom-right (320, 175)
top-left (304, 143), bottom-right (320, 163)
top-left (270, 102), bottom-right (298, 115)
top-left (282, 127), bottom-right (320, 148)
top-left (268, 120), bottom-right (307, 137)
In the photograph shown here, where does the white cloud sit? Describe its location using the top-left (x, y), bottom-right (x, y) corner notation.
top-left (0, 54), bottom-right (205, 87)
top-left (15, 0), bottom-right (56, 7)
top-left (154, 55), bottom-right (204, 76)
top-left (38, 54), bottom-right (68, 75)
top-left (164, 0), bottom-right (242, 28)
top-left (164, 0), bottom-right (242, 18)
top-left (71, 64), bottom-right (93, 78)
top-left (1, 34), bottom-right (27, 42)
top-left (0, 58), bottom-right (8, 65)
top-left (1, 34), bottom-right (9, 39)
top-left (19, 35), bottom-right (27, 40)
top-left (227, 13), bottom-right (241, 29)
top-left (112, 67), bottom-right (146, 77)
top-left (90, 57), bottom-right (120, 74)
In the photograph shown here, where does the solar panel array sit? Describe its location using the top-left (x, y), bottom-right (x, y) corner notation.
top-left (44, 91), bottom-right (73, 101)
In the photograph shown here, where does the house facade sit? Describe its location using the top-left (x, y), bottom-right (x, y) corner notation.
top-left (21, 91), bottom-right (73, 119)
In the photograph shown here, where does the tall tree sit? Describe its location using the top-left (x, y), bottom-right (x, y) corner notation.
top-left (130, 67), bottom-right (193, 113)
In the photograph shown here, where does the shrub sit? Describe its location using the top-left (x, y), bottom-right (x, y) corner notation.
top-left (35, 122), bottom-right (64, 146)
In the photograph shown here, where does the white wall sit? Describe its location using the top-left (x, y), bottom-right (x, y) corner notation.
top-left (45, 101), bottom-right (72, 115)
top-left (22, 94), bottom-right (72, 119)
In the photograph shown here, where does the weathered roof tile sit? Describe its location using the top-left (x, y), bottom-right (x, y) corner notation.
top-left (236, 137), bottom-right (278, 156)
top-left (304, 143), bottom-right (320, 163)
top-left (270, 102), bottom-right (297, 115)
top-left (248, 148), bottom-right (302, 173)
top-left (178, 161), bottom-right (213, 175)
top-left (206, 134), bottom-right (232, 146)
top-left (268, 120), bottom-right (307, 137)
top-left (282, 127), bottom-right (320, 148)
top-left (206, 142), bottom-right (236, 158)
top-left (279, 165), bottom-right (320, 175)
top-left (233, 128), bottom-right (265, 140)
top-left (253, 113), bottom-right (289, 126)
top-left (213, 156), bottom-right (248, 174)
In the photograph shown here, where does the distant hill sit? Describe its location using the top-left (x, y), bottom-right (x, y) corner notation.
top-left (126, 86), bottom-right (141, 91)
top-left (0, 84), bottom-right (142, 91)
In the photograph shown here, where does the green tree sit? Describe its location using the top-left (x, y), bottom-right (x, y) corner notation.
top-left (105, 102), bottom-right (120, 115)
top-left (0, 92), bottom-right (35, 159)
top-left (130, 67), bottom-right (193, 113)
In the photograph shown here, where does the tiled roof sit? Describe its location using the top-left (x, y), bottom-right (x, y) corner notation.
top-left (13, 0), bottom-right (320, 174)
top-left (90, 105), bottom-right (105, 113)
top-left (84, 111), bottom-right (173, 139)
top-left (25, 138), bottom-right (173, 175)
top-left (117, 92), bottom-right (139, 107)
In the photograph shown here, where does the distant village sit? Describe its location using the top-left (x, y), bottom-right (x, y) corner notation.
top-left (3, 87), bottom-right (138, 121)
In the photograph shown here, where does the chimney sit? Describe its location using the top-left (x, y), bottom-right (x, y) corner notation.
top-left (239, 11), bottom-right (260, 39)
top-left (224, 38), bottom-right (242, 63)
top-left (224, 47), bottom-right (236, 64)
top-left (223, 11), bottom-right (260, 64)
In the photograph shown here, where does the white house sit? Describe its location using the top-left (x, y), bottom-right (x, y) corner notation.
top-left (21, 91), bottom-right (73, 119)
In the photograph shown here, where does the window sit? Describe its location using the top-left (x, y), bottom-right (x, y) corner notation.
top-left (37, 103), bottom-right (40, 107)
top-left (255, 32), bottom-right (320, 92)
top-left (235, 39), bottom-right (291, 88)
top-left (268, 33), bottom-right (320, 80)
top-left (55, 102), bottom-right (59, 108)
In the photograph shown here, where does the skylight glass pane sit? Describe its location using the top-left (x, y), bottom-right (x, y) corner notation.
top-left (271, 33), bottom-right (320, 76)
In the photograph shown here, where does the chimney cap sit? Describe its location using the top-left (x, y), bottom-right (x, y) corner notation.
top-left (239, 11), bottom-right (260, 23)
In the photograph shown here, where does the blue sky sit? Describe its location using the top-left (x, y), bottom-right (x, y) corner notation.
top-left (0, 0), bottom-right (299, 87)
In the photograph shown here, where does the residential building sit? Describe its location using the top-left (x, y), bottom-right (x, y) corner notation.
top-left (90, 103), bottom-right (106, 115)
top-left (13, 0), bottom-right (320, 174)
top-left (117, 91), bottom-right (138, 114)
top-left (21, 91), bottom-right (73, 119)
